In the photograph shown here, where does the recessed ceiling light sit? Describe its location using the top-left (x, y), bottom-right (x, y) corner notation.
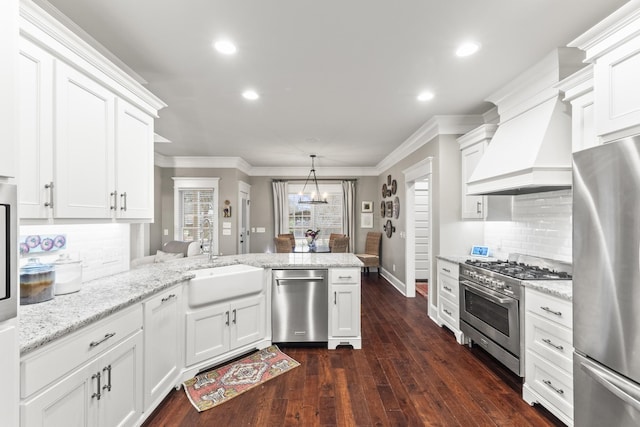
top-left (213, 39), bottom-right (237, 55)
top-left (456, 42), bottom-right (480, 57)
top-left (242, 90), bottom-right (259, 100)
top-left (417, 92), bottom-right (434, 102)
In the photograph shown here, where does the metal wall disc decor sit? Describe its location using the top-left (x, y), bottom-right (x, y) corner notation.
top-left (381, 183), bottom-right (387, 198)
top-left (383, 220), bottom-right (395, 238)
top-left (380, 201), bottom-right (386, 217)
top-left (393, 196), bottom-right (400, 219)
top-left (391, 179), bottom-right (397, 195)
top-left (387, 175), bottom-right (392, 186)
top-left (386, 201), bottom-right (393, 217)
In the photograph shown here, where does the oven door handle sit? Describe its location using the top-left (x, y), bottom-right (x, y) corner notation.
top-left (460, 280), bottom-right (512, 304)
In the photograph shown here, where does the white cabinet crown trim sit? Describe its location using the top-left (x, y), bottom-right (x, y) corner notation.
top-left (20, 0), bottom-right (166, 116)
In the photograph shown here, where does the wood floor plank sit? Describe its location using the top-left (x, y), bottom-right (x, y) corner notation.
top-left (142, 274), bottom-right (564, 427)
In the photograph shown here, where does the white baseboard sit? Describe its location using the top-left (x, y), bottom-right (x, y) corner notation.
top-left (379, 268), bottom-right (407, 296)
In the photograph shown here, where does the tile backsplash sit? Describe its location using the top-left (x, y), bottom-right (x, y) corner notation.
top-left (19, 223), bottom-right (130, 282)
top-left (484, 189), bottom-right (572, 263)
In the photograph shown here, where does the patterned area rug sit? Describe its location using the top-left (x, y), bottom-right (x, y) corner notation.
top-left (183, 345), bottom-right (300, 412)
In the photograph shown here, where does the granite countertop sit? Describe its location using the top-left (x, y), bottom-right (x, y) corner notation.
top-left (19, 253), bottom-right (363, 355)
top-left (522, 280), bottom-right (572, 301)
top-left (436, 254), bottom-right (572, 301)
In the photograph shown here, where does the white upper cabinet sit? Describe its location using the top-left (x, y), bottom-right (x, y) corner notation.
top-left (18, 39), bottom-right (54, 218)
top-left (0, 0), bottom-right (17, 178)
top-left (458, 124), bottom-right (512, 221)
top-left (115, 99), bottom-right (154, 219)
top-left (557, 66), bottom-right (598, 153)
top-left (569, 2), bottom-right (640, 142)
top-left (55, 60), bottom-right (116, 218)
top-left (17, 1), bottom-right (166, 221)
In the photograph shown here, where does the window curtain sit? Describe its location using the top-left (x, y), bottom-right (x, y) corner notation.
top-left (272, 181), bottom-right (289, 236)
top-left (342, 180), bottom-right (356, 252)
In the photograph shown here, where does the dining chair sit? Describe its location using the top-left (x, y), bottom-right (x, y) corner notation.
top-left (331, 236), bottom-right (350, 253)
top-left (278, 233), bottom-right (296, 250)
top-left (274, 237), bottom-right (293, 253)
top-left (355, 232), bottom-right (382, 275)
top-left (328, 233), bottom-right (345, 250)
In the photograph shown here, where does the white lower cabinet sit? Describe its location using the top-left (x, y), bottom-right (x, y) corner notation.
top-left (328, 268), bottom-right (362, 349)
top-left (20, 306), bottom-right (143, 427)
top-left (143, 286), bottom-right (182, 413)
top-left (185, 294), bottom-right (266, 367)
top-left (435, 259), bottom-right (465, 344)
top-left (523, 288), bottom-right (574, 426)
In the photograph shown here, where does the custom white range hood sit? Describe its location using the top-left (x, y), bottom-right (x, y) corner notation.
top-left (467, 48), bottom-right (585, 196)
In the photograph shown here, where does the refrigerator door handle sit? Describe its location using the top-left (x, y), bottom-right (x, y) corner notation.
top-left (581, 361), bottom-right (640, 412)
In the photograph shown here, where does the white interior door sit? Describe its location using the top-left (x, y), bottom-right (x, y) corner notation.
top-left (414, 180), bottom-right (430, 281)
top-left (238, 182), bottom-right (250, 254)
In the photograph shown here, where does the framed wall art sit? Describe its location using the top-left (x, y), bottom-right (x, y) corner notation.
top-left (361, 201), bottom-right (373, 212)
top-left (361, 212), bottom-right (373, 228)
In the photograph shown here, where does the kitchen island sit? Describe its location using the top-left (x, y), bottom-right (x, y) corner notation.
top-left (19, 252), bottom-right (362, 354)
top-left (18, 253), bottom-right (362, 427)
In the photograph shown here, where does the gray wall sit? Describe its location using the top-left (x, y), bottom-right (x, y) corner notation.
top-left (152, 167), bottom-right (250, 255)
top-left (152, 169), bottom-right (378, 255)
top-left (377, 134), bottom-right (483, 284)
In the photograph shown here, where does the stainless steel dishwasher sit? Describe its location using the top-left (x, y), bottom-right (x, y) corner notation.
top-left (272, 269), bottom-right (328, 343)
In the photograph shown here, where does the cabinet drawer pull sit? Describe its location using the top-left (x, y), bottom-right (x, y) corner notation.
top-left (540, 306), bottom-right (562, 316)
top-left (89, 332), bottom-right (116, 348)
top-left (542, 338), bottom-right (564, 351)
top-left (442, 268), bottom-right (451, 273)
top-left (91, 372), bottom-right (101, 400)
top-left (334, 292), bottom-right (337, 305)
top-left (44, 182), bottom-right (54, 208)
top-left (161, 294), bottom-right (176, 303)
top-left (542, 379), bottom-right (564, 395)
top-left (232, 309), bottom-right (237, 324)
top-left (102, 365), bottom-right (112, 392)
top-left (338, 275), bottom-right (352, 279)
top-left (476, 201), bottom-right (482, 214)
top-left (443, 308), bottom-right (452, 316)
top-left (225, 311), bottom-right (230, 326)
top-left (443, 286), bottom-right (453, 292)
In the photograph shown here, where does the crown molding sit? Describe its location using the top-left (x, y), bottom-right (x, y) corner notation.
top-left (457, 124), bottom-right (498, 150)
top-left (155, 115), bottom-right (484, 176)
top-left (486, 48), bottom-right (585, 122)
top-left (154, 155), bottom-right (253, 173)
top-left (569, 0), bottom-right (640, 62)
top-left (556, 65), bottom-right (594, 102)
top-left (249, 166), bottom-right (379, 177)
top-left (21, 0), bottom-right (166, 115)
top-left (376, 115), bottom-right (484, 172)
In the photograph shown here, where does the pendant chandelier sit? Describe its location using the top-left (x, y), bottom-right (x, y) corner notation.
top-left (299, 154), bottom-right (328, 204)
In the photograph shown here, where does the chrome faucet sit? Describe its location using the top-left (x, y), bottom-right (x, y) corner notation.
top-left (201, 218), bottom-right (215, 261)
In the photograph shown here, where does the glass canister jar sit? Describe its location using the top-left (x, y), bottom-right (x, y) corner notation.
top-left (54, 254), bottom-right (82, 295)
top-left (20, 258), bottom-right (55, 304)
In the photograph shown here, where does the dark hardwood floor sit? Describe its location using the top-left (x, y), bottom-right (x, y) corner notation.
top-left (143, 274), bottom-right (565, 426)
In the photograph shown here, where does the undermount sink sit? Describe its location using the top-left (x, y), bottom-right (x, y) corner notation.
top-left (187, 264), bottom-right (264, 307)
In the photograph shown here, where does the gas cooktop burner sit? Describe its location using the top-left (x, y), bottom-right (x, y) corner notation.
top-left (464, 260), bottom-right (572, 280)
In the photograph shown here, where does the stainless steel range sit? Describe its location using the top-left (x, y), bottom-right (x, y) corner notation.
top-left (459, 254), bottom-right (572, 376)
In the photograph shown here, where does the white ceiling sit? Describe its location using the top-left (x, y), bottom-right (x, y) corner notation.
top-left (39, 0), bottom-right (628, 168)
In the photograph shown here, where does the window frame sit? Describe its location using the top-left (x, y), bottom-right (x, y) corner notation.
top-left (287, 182), bottom-right (343, 246)
top-left (172, 177), bottom-right (220, 255)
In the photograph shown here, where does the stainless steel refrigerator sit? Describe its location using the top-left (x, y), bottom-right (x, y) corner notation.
top-left (573, 135), bottom-right (640, 426)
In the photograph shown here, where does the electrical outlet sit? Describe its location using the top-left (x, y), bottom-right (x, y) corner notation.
top-left (163, 229), bottom-right (169, 236)
top-left (392, 264), bottom-right (396, 272)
